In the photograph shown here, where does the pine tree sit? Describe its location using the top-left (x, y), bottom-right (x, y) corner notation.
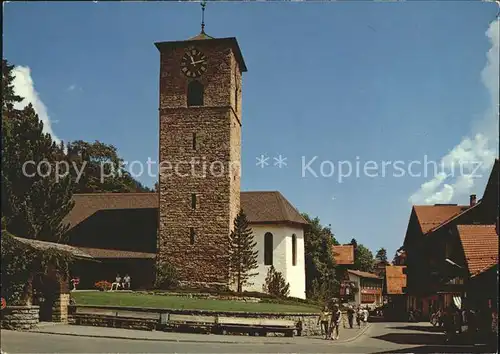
top-left (264, 265), bottom-right (290, 298)
top-left (2, 59), bottom-right (74, 242)
top-left (375, 247), bottom-right (388, 264)
top-left (228, 209), bottom-right (259, 292)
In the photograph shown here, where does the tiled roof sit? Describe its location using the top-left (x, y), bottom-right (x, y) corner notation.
top-left (12, 236), bottom-right (94, 259)
top-left (64, 191), bottom-right (308, 231)
top-left (240, 191), bottom-right (308, 226)
top-left (77, 247), bottom-right (156, 259)
top-left (385, 266), bottom-right (407, 294)
top-left (457, 224), bottom-right (499, 277)
top-left (332, 245), bottom-right (355, 265)
top-left (347, 269), bottom-right (382, 279)
top-left (425, 159), bottom-right (499, 235)
top-left (64, 193), bottom-right (158, 229)
top-left (413, 205), bottom-right (469, 234)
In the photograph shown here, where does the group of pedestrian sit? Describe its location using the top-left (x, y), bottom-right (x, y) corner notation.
top-left (318, 303), bottom-right (369, 340)
top-left (110, 273), bottom-right (131, 290)
top-left (429, 303), bottom-right (498, 345)
top-left (351, 305), bottom-right (369, 329)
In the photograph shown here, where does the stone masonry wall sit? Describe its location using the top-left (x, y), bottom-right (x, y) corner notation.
top-left (69, 305), bottom-right (322, 336)
top-left (157, 39), bottom-right (244, 287)
top-left (228, 52), bottom-right (242, 262)
top-left (52, 293), bottom-right (70, 322)
top-left (1, 306), bottom-right (40, 330)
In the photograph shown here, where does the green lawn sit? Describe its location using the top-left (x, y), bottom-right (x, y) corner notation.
top-left (71, 292), bottom-right (320, 313)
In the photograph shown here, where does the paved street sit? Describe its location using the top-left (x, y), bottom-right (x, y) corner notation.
top-left (1, 322), bottom-right (495, 353)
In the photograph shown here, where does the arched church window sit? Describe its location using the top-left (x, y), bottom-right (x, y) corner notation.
top-left (292, 234), bottom-right (297, 266)
top-left (264, 232), bottom-right (273, 266)
top-left (187, 80), bottom-right (204, 107)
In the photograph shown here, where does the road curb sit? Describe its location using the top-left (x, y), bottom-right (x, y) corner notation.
top-left (337, 323), bottom-right (372, 343)
top-left (25, 330), bottom-right (302, 345)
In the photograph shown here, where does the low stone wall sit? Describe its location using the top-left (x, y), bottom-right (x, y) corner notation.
top-left (68, 305), bottom-right (322, 336)
top-left (1, 306), bottom-right (40, 330)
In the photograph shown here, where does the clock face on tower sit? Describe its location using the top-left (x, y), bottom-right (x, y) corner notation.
top-left (180, 47), bottom-right (207, 78)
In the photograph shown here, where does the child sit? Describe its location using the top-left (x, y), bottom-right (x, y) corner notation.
top-left (318, 306), bottom-right (330, 339)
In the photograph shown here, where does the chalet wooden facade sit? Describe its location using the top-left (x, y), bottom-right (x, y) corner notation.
top-left (401, 159), bottom-right (499, 319)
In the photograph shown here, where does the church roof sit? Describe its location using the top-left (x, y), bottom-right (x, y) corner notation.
top-left (63, 191), bottom-right (307, 231)
top-left (240, 191), bottom-right (308, 226)
top-left (154, 36), bottom-right (247, 72)
top-left (188, 31), bottom-right (215, 41)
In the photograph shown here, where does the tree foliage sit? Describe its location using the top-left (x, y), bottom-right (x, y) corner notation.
top-left (65, 140), bottom-right (152, 193)
top-left (228, 210), bottom-right (259, 292)
top-left (263, 266), bottom-right (290, 298)
top-left (2, 59), bottom-right (152, 244)
top-left (2, 59), bottom-right (74, 242)
top-left (302, 213), bottom-right (339, 301)
top-left (375, 247), bottom-right (388, 264)
top-left (1, 222), bottom-right (74, 305)
top-left (350, 238), bottom-right (375, 272)
top-left (154, 261), bottom-right (179, 290)
top-left (2, 59), bottom-right (23, 113)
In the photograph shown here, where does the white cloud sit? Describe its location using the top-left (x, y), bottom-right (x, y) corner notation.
top-left (409, 19), bottom-right (499, 205)
top-left (67, 84), bottom-right (77, 91)
top-left (11, 66), bottom-right (61, 144)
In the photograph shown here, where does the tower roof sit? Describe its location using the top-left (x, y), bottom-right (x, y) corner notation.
top-left (188, 31), bottom-right (215, 41)
top-left (154, 36), bottom-right (247, 72)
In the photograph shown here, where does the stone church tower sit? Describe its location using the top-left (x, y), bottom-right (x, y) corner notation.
top-left (154, 29), bottom-right (247, 288)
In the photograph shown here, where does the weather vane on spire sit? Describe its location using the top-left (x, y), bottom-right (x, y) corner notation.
top-left (201, 0), bottom-right (207, 34)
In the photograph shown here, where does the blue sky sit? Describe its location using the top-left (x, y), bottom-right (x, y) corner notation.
top-left (4, 1), bottom-right (499, 258)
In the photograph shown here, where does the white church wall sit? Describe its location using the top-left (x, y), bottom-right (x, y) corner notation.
top-left (283, 225), bottom-right (306, 299)
top-left (242, 224), bottom-right (306, 299)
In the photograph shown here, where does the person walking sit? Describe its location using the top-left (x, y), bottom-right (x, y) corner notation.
top-left (347, 305), bottom-right (355, 329)
top-left (363, 306), bottom-right (370, 325)
top-left (317, 305), bottom-right (330, 339)
top-left (330, 304), bottom-right (342, 340)
top-left (356, 306), bottom-right (363, 328)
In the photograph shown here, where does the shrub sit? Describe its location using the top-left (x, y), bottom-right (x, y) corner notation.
top-left (154, 262), bottom-right (179, 290)
top-left (263, 266), bottom-right (290, 298)
top-left (94, 280), bottom-right (112, 291)
top-left (1, 229), bottom-right (73, 305)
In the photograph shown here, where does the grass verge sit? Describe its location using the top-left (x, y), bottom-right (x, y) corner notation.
top-left (71, 291), bottom-right (319, 313)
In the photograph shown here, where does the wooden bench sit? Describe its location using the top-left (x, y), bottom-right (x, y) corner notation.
top-left (216, 316), bottom-right (296, 337)
top-left (162, 314), bottom-right (218, 334)
top-left (71, 307), bottom-right (160, 331)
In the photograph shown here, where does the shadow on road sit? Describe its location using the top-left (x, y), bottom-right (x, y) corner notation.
top-left (372, 344), bottom-right (495, 353)
top-left (387, 325), bottom-right (443, 333)
top-left (373, 333), bottom-right (445, 346)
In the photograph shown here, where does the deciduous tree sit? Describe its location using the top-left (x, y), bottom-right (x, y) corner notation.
top-left (350, 239), bottom-right (375, 273)
top-left (302, 213), bottom-right (339, 301)
top-left (65, 140), bottom-right (152, 193)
